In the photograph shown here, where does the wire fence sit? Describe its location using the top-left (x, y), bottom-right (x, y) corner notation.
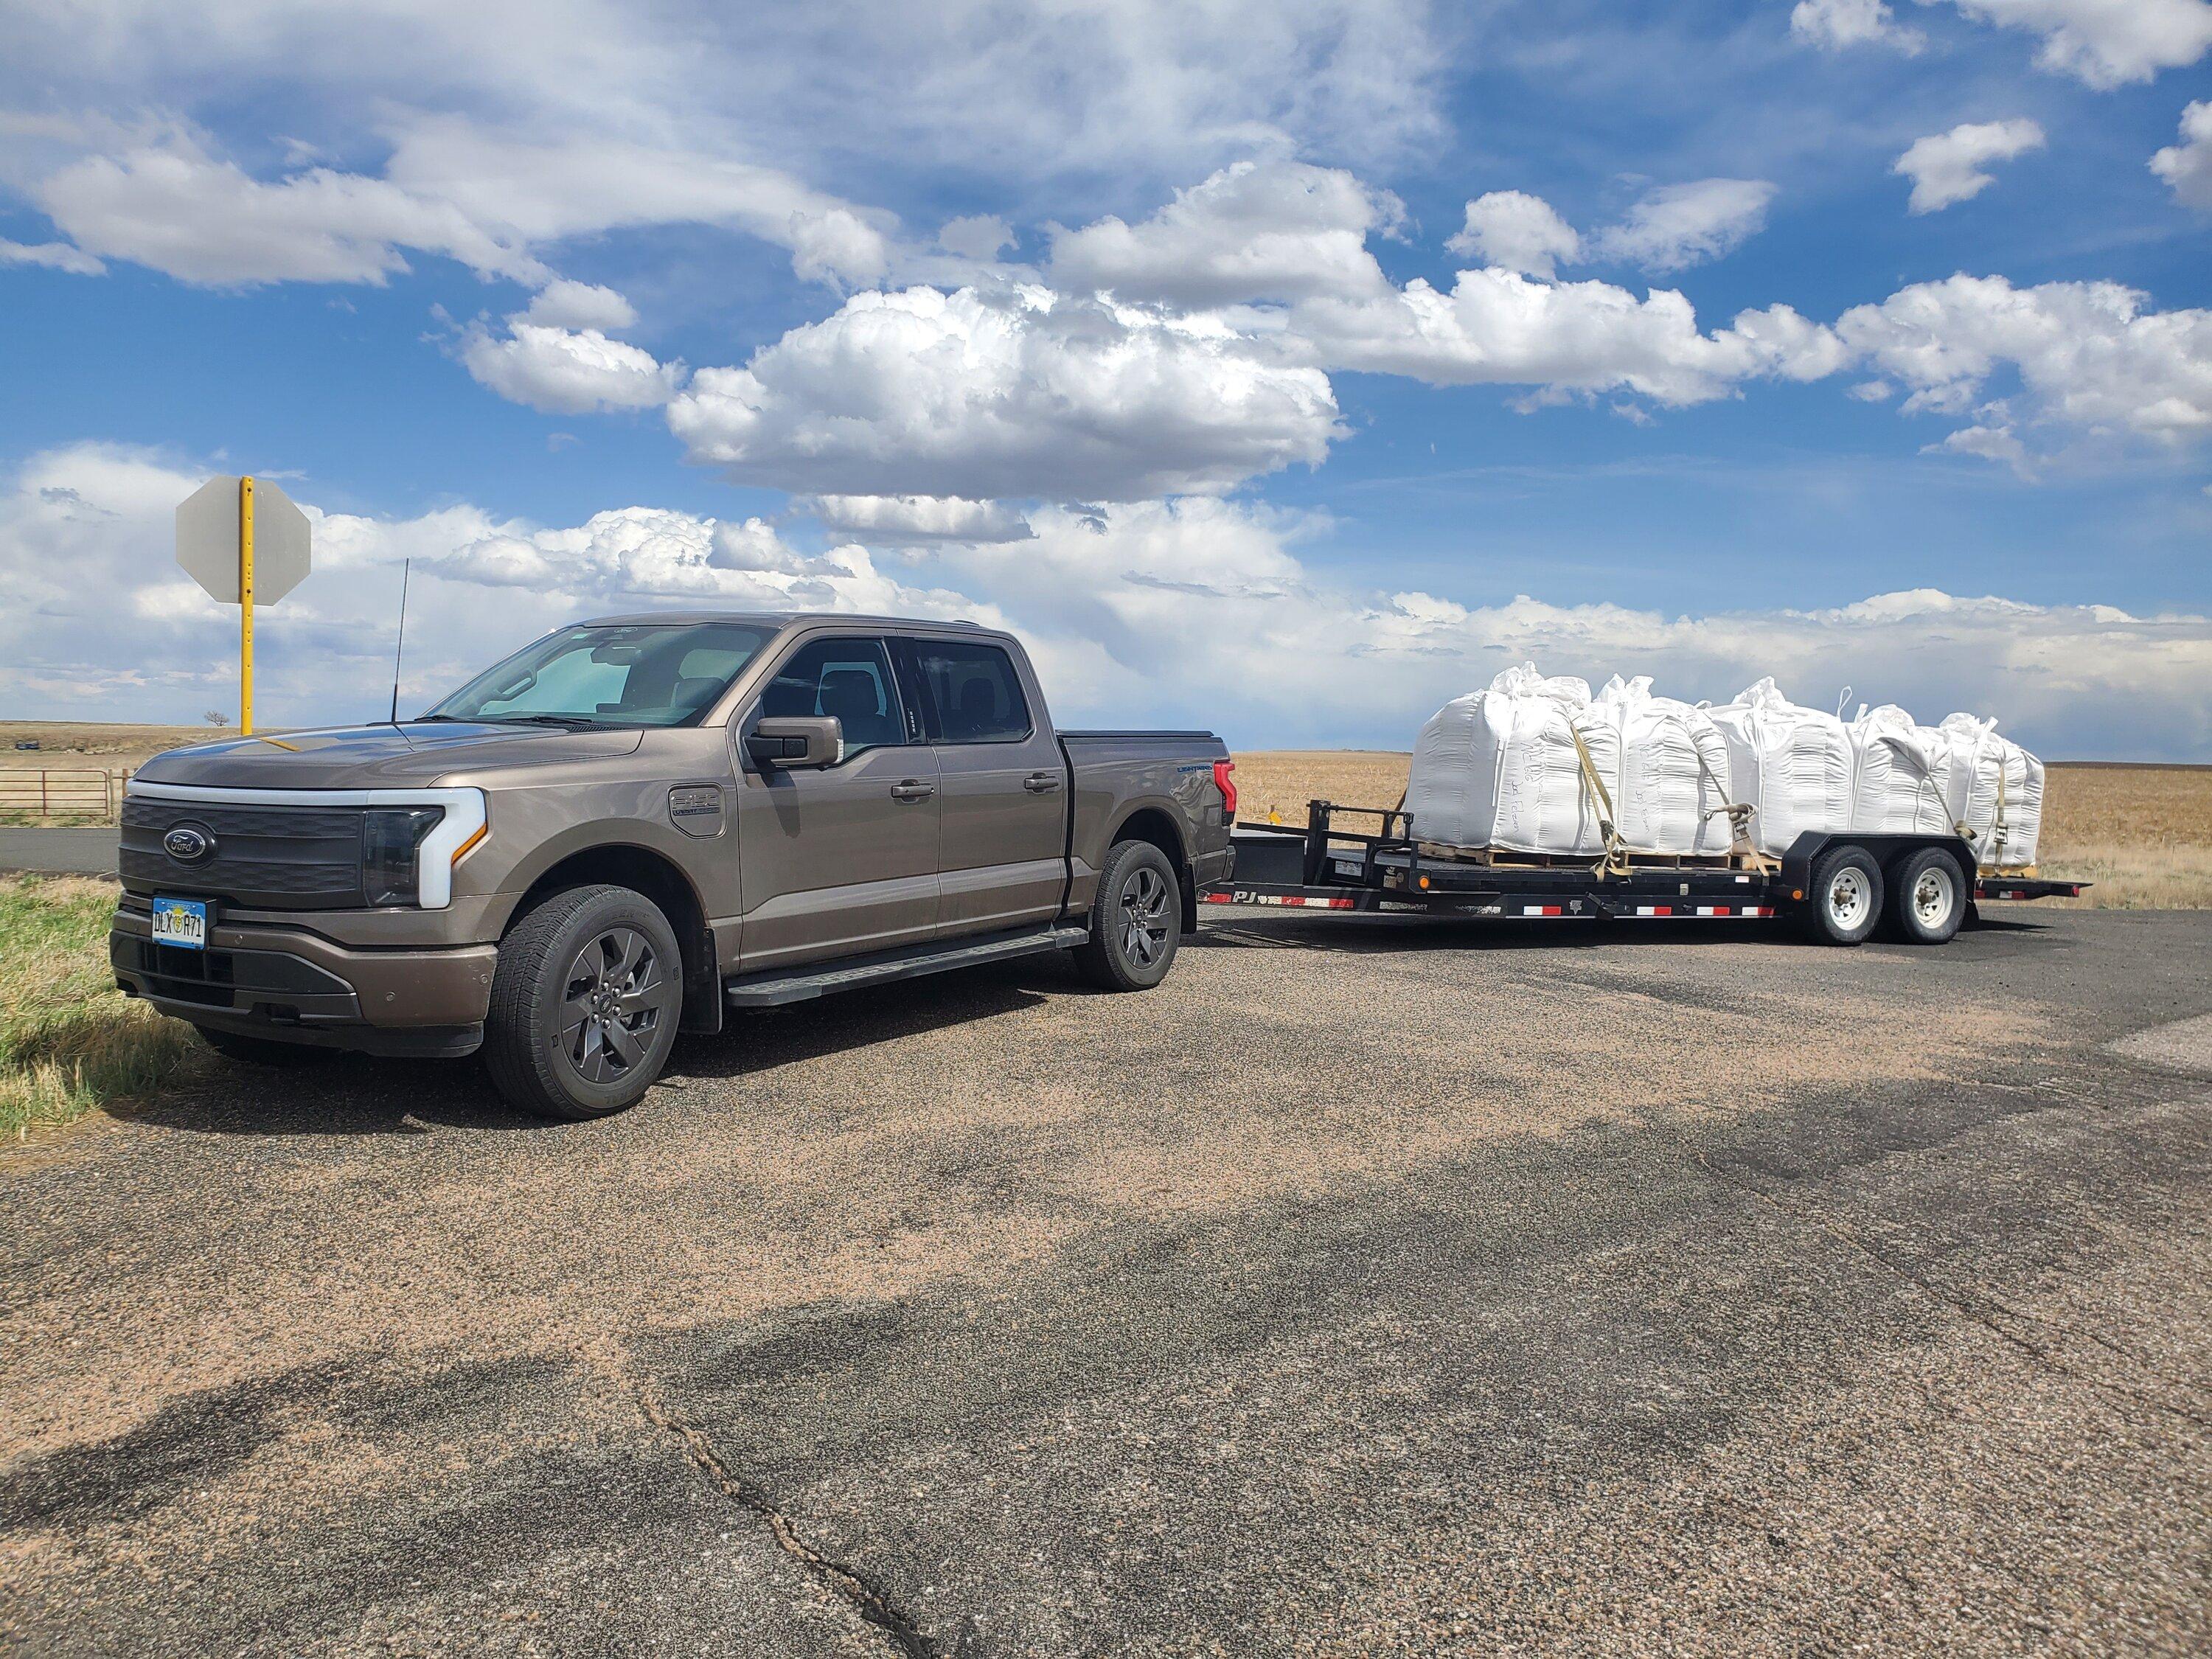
top-left (0, 770), bottom-right (130, 823)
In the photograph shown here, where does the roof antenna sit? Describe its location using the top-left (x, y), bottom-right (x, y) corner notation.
top-left (389, 558), bottom-right (411, 728)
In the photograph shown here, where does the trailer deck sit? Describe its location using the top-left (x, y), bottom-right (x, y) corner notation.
top-left (1205, 801), bottom-right (2085, 931)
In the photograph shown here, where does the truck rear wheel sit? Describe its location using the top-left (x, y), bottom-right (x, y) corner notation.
top-left (1885, 846), bottom-right (1966, 945)
top-left (483, 883), bottom-right (684, 1120)
top-left (1073, 840), bottom-right (1182, 991)
top-left (1800, 844), bottom-right (1885, 946)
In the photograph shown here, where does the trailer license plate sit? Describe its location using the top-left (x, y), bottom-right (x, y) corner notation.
top-left (151, 897), bottom-right (208, 950)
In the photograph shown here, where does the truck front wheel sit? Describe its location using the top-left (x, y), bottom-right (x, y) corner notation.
top-left (1073, 840), bottom-right (1182, 991)
top-left (483, 883), bottom-right (684, 1119)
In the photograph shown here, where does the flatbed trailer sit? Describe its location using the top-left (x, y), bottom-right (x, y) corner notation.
top-left (1205, 801), bottom-right (2085, 945)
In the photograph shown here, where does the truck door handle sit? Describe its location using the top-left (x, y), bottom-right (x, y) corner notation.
top-left (1023, 772), bottom-right (1062, 793)
top-left (890, 780), bottom-right (936, 802)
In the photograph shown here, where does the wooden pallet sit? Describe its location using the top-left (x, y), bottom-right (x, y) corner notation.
top-left (1414, 840), bottom-right (1749, 873)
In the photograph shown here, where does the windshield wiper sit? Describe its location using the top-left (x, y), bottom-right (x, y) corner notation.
top-left (498, 714), bottom-right (604, 728)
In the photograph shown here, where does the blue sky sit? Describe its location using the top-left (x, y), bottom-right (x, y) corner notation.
top-left (1, 0), bottom-right (2208, 756)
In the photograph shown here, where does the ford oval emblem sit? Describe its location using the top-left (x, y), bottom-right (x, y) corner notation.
top-left (164, 824), bottom-right (215, 863)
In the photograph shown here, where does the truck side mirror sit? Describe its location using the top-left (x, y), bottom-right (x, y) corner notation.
top-left (748, 715), bottom-right (841, 769)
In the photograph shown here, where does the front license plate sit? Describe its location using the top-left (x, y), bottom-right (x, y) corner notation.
top-left (150, 897), bottom-right (209, 950)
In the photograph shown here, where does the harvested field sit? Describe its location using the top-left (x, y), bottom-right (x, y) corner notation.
top-left (0, 721), bottom-right (215, 772)
top-left (1230, 751), bottom-right (2212, 909)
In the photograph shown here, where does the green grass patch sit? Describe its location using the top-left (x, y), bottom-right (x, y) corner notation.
top-left (1, 875), bottom-right (198, 1141)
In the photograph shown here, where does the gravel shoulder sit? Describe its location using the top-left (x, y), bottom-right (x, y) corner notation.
top-left (3, 908), bottom-right (2209, 1655)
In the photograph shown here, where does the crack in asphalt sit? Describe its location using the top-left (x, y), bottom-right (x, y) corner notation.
top-left (1694, 1147), bottom-right (2212, 1433)
top-left (625, 1380), bottom-right (940, 1659)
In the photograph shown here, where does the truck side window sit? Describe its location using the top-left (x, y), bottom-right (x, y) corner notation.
top-left (914, 641), bottom-right (1032, 744)
top-left (761, 638), bottom-right (905, 757)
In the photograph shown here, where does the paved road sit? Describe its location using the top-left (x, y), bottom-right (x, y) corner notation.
top-left (4, 909), bottom-right (2210, 1656)
top-left (0, 826), bottom-right (116, 875)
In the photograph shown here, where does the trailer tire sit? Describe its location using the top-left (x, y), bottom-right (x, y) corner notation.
top-left (1884, 846), bottom-right (1966, 945)
top-left (1800, 844), bottom-right (1884, 946)
top-left (482, 883), bottom-right (684, 1120)
top-left (1073, 840), bottom-right (1181, 991)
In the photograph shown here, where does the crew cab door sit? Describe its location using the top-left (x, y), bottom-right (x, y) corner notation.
top-left (731, 633), bottom-right (939, 972)
top-left (898, 635), bottom-right (1067, 938)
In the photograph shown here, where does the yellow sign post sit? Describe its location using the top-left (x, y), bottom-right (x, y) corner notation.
top-left (175, 473), bottom-right (310, 734)
top-left (240, 475), bottom-right (256, 733)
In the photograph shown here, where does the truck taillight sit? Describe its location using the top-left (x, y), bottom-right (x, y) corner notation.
top-left (1212, 759), bottom-right (1238, 817)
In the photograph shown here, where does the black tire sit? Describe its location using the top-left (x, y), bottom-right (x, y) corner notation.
top-left (482, 884), bottom-right (684, 1120)
top-left (1799, 844), bottom-right (1885, 946)
top-left (194, 1025), bottom-right (335, 1066)
top-left (1884, 846), bottom-right (1966, 945)
top-left (1072, 840), bottom-right (1183, 991)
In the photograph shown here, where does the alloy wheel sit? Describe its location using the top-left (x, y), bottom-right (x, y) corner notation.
top-left (556, 927), bottom-right (675, 1086)
top-left (1119, 865), bottom-right (1172, 967)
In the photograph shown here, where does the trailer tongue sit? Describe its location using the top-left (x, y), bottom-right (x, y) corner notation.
top-left (1206, 801), bottom-right (2084, 945)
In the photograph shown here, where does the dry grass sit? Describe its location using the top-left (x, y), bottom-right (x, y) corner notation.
top-left (0, 875), bottom-right (200, 1141)
top-left (0, 720), bottom-right (215, 771)
top-left (1229, 752), bottom-right (2212, 910)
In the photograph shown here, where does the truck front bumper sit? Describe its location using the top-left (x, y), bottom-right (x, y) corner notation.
top-left (110, 907), bottom-right (498, 1059)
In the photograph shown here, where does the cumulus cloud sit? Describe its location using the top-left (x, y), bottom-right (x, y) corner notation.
top-left (1930, 0), bottom-right (2212, 89)
top-left (1047, 159), bottom-right (1399, 307)
top-left (1587, 178), bottom-right (1778, 274)
top-left (938, 498), bottom-right (2212, 757)
top-left (1791, 0), bottom-right (1927, 52)
top-left (1287, 271), bottom-right (1844, 406)
top-left (459, 321), bottom-right (682, 414)
top-left (2151, 100), bottom-right (2212, 209)
top-left (1894, 119), bottom-right (2047, 214)
top-left (936, 215), bottom-right (1015, 261)
top-left (799, 495), bottom-right (1034, 543)
top-left (667, 285), bottom-right (1340, 501)
top-left (1836, 274), bottom-right (2212, 449)
top-left (521, 279), bottom-right (639, 333)
top-left (0, 237), bottom-right (107, 275)
top-left (32, 139), bottom-right (543, 286)
top-left (1446, 192), bottom-right (1582, 279)
top-left (6, 446), bottom-right (2207, 757)
top-left (18, 120), bottom-right (893, 291)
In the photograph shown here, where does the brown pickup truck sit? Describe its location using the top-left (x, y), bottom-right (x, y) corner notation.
top-left (111, 613), bottom-right (1235, 1118)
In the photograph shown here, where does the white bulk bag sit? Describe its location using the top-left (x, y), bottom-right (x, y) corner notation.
top-left (1938, 714), bottom-right (2045, 869)
top-left (1591, 675), bottom-right (1736, 856)
top-left (1705, 678), bottom-right (1854, 858)
top-left (1405, 664), bottom-right (1615, 855)
top-left (1848, 703), bottom-right (1951, 834)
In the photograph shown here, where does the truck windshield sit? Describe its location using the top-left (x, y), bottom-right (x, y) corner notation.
top-left (424, 622), bottom-right (774, 728)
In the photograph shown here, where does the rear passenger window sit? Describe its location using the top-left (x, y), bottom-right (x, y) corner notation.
top-left (914, 641), bottom-right (1032, 743)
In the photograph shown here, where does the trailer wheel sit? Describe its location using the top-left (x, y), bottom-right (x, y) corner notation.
top-left (1072, 840), bottom-right (1181, 991)
top-left (1885, 847), bottom-right (1965, 945)
top-left (1800, 844), bottom-right (1884, 946)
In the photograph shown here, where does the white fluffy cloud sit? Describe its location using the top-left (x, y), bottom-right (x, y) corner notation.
top-left (521, 279), bottom-right (639, 333)
top-left (2151, 100), bottom-right (2212, 209)
top-left (1287, 271), bottom-right (1844, 406)
top-left (459, 322), bottom-right (681, 414)
top-left (1791, 0), bottom-right (1927, 52)
top-left (799, 495), bottom-right (1034, 543)
top-left (7, 445), bottom-right (2208, 756)
top-left (0, 237), bottom-right (107, 275)
top-left (32, 139), bottom-right (544, 286)
top-left (1047, 159), bottom-right (1399, 306)
top-left (1894, 119), bottom-right (2047, 214)
top-left (1837, 274), bottom-right (2212, 445)
top-left (1446, 192), bottom-right (1582, 280)
top-left (668, 285), bottom-right (1340, 501)
top-left (1930, 0), bottom-right (2212, 88)
top-left (1587, 179), bottom-right (1778, 274)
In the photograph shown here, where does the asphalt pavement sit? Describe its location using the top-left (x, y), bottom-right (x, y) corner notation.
top-left (4, 908), bottom-right (2209, 1655)
top-left (0, 826), bottom-right (116, 875)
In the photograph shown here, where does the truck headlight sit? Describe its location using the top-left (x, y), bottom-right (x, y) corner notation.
top-left (364, 807), bottom-right (445, 907)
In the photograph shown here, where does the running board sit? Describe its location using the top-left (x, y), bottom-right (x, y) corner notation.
top-left (725, 925), bottom-right (1090, 1009)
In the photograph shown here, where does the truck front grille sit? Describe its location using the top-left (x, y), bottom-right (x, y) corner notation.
top-left (119, 798), bottom-right (368, 911)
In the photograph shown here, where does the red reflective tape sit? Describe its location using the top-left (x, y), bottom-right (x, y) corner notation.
top-left (1521, 905), bottom-right (1562, 917)
top-left (1327, 897), bottom-right (1356, 910)
top-left (1203, 892), bottom-right (1233, 904)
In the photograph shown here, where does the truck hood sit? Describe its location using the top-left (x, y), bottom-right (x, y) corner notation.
top-left (132, 722), bottom-right (647, 790)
